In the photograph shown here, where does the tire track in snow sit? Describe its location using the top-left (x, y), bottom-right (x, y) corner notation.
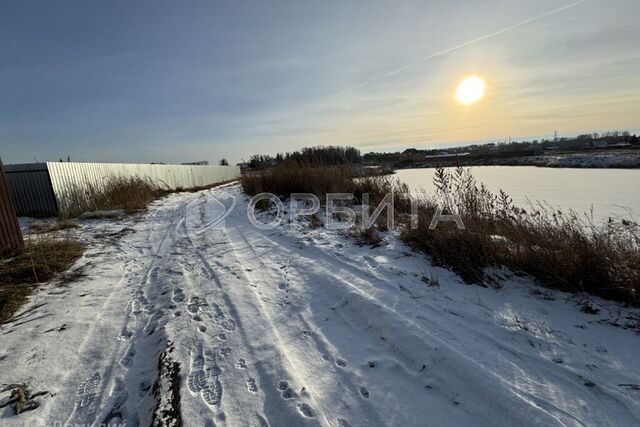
top-left (225, 223), bottom-right (360, 427)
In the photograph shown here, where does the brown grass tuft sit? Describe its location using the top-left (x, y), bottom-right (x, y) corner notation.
top-left (61, 177), bottom-right (159, 217)
top-left (0, 236), bottom-right (85, 323)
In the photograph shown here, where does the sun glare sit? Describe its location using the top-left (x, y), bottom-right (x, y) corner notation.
top-left (455, 76), bottom-right (485, 105)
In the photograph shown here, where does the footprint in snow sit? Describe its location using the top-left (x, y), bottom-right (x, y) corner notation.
top-left (221, 319), bottom-right (236, 332)
top-left (187, 354), bottom-right (206, 393)
top-left (255, 414), bottom-right (269, 427)
top-left (77, 373), bottom-right (101, 408)
top-left (188, 348), bottom-right (223, 406)
top-left (335, 358), bottom-right (348, 368)
top-left (210, 302), bottom-right (225, 321)
top-left (202, 378), bottom-right (223, 406)
top-left (246, 378), bottom-right (258, 393)
top-left (359, 386), bottom-right (370, 399)
top-left (297, 403), bottom-right (315, 418)
top-left (281, 388), bottom-right (297, 400)
top-left (277, 381), bottom-right (296, 399)
top-left (186, 296), bottom-right (202, 314)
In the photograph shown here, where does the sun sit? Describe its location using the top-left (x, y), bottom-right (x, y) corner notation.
top-left (455, 76), bottom-right (485, 105)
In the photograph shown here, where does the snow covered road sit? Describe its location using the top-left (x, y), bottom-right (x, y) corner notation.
top-left (1, 184), bottom-right (639, 426)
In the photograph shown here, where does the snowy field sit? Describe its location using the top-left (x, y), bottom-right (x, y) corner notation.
top-left (1, 183), bottom-right (639, 426)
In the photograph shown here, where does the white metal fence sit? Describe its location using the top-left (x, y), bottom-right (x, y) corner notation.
top-left (5, 162), bottom-right (240, 216)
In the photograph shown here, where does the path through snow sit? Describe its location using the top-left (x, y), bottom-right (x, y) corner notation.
top-left (1, 184), bottom-right (639, 426)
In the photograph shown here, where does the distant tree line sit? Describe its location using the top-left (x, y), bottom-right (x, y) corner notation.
top-left (244, 132), bottom-right (638, 169)
top-left (248, 146), bottom-right (361, 169)
top-left (362, 130), bottom-right (639, 164)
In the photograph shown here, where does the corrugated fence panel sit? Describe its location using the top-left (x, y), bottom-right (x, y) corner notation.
top-left (45, 162), bottom-right (240, 214)
top-left (0, 159), bottom-right (24, 255)
top-left (4, 163), bottom-right (58, 217)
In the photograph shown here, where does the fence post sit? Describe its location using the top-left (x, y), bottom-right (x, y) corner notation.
top-left (0, 157), bottom-right (24, 256)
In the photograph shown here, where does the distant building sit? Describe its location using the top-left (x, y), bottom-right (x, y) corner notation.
top-left (399, 148), bottom-right (424, 162)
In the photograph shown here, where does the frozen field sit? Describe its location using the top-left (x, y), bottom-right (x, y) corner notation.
top-left (1, 183), bottom-right (639, 426)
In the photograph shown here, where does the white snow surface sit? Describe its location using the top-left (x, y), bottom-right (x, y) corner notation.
top-left (1, 184), bottom-right (639, 426)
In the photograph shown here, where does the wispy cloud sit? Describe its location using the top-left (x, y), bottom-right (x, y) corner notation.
top-left (329, 0), bottom-right (586, 98)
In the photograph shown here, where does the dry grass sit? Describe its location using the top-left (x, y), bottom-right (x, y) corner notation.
top-left (401, 167), bottom-right (640, 304)
top-left (61, 177), bottom-right (238, 218)
top-left (0, 235), bottom-right (85, 323)
top-left (241, 161), bottom-right (640, 305)
top-left (241, 161), bottom-right (355, 200)
top-left (241, 161), bottom-right (410, 217)
top-left (60, 177), bottom-right (160, 217)
top-left (29, 219), bottom-right (78, 233)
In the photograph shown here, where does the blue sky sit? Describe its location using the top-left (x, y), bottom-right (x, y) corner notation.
top-left (1, 0), bottom-right (639, 164)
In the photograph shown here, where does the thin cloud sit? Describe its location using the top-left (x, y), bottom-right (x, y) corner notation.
top-left (329, 0), bottom-right (586, 99)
